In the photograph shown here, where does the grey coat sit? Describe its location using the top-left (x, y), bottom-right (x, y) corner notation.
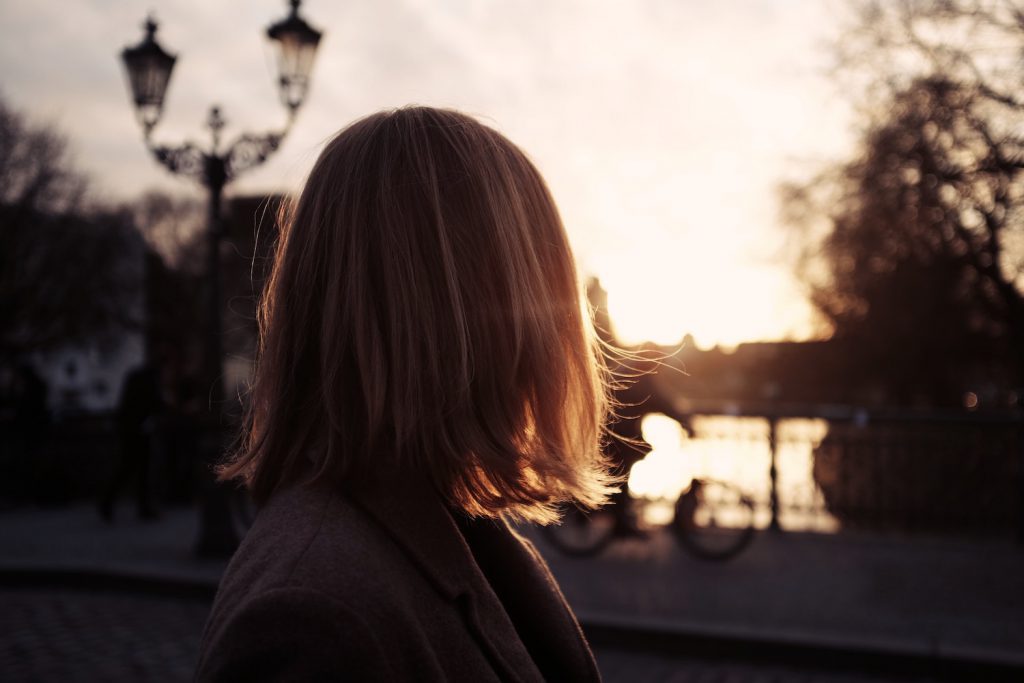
top-left (194, 476), bottom-right (601, 682)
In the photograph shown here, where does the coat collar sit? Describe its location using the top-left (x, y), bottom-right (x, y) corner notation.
top-left (345, 474), bottom-right (470, 600)
top-left (344, 475), bottom-right (600, 683)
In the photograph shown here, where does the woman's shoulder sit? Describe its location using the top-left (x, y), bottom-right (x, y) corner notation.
top-left (199, 482), bottom-right (427, 665)
top-left (195, 482), bottom-right (410, 681)
top-left (219, 482), bottom-right (411, 602)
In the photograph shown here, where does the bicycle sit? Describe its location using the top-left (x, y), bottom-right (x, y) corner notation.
top-left (542, 477), bottom-right (757, 561)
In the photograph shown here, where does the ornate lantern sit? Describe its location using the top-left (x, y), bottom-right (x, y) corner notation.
top-left (267, 0), bottom-right (323, 112)
top-left (120, 17), bottom-right (176, 135)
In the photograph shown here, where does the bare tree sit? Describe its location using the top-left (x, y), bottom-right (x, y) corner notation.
top-left (132, 190), bottom-right (205, 272)
top-left (0, 96), bottom-right (87, 215)
top-left (837, 0), bottom-right (1024, 110)
top-left (0, 95), bottom-right (141, 358)
top-left (784, 1), bottom-right (1024, 405)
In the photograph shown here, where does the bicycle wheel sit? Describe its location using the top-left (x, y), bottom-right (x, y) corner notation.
top-left (671, 478), bottom-right (755, 561)
top-left (542, 507), bottom-right (617, 557)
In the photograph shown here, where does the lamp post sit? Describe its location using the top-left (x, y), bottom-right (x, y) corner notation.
top-left (120, 1), bottom-right (322, 556)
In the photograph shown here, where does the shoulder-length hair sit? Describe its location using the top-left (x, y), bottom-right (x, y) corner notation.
top-left (220, 106), bottom-right (613, 523)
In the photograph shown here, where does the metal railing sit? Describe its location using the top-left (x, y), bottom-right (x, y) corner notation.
top-left (633, 402), bottom-right (1024, 539)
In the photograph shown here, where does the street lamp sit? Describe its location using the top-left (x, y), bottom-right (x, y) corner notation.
top-left (119, 1), bottom-right (322, 557)
top-left (268, 0), bottom-right (324, 112)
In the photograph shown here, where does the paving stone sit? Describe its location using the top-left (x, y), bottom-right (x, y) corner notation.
top-left (1, 504), bottom-right (1021, 681)
top-left (0, 588), bottom-right (926, 683)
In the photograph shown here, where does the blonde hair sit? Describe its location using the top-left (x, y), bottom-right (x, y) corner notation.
top-left (220, 107), bottom-right (613, 523)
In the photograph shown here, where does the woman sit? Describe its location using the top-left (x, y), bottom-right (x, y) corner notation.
top-left (196, 107), bottom-right (614, 682)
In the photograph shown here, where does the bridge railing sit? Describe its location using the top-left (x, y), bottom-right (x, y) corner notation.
top-left (634, 402), bottom-right (1024, 539)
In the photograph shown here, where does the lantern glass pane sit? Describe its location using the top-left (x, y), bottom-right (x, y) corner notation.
top-left (273, 36), bottom-right (318, 109)
top-left (129, 56), bottom-right (172, 106)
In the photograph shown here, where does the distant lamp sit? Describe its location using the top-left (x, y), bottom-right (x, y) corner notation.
top-left (120, 17), bottom-right (176, 136)
top-left (117, 2), bottom-right (325, 559)
top-left (267, 0), bottom-right (323, 112)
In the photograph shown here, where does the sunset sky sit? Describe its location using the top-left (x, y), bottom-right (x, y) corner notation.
top-left (0, 0), bottom-right (855, 348)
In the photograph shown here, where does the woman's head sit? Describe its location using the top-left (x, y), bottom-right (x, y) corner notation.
top-left (221, 106), bottom-right (612, 523)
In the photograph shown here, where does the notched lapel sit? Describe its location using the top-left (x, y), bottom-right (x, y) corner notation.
top-left (457, 591), bottom-right (541, 683)
top-left (458, 517), bottom-right (603, 683)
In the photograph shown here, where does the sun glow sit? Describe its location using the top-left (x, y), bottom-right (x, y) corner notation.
top-left (628, 414), bottom-right (695, 500)
top-left (593, 243), bottom-right (817, 349)
top-left (628, 415), bottom-right (838, 532)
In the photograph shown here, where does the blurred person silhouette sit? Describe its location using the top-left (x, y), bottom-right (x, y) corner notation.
top-left (13, 363), bottom-right (49, 451)
top-left (98, 358), bottom-right (165, 521)
top-left (196, 107), bottom-right (612, 682)
top-left (606, 355), bottom-right (693, 535)
top-left (586, 279), bottom-right (692, 535)
top-left (161, 355), bottom-right (203, 504)
top-left (674, 477), bottom-right (705, 530)
top-left (14, 363), bottom-right (48, 430)
top-left (5, 364), bottom-right (49, 504)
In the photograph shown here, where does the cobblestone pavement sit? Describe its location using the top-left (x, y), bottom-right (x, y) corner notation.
top-left (1, 589), bottom-right (207, 683)
top-left (594, 650), bottom-right (923, 683)
top-left (4, 505), bottom-right (1023, 666)
top-left (1, 588), bottom-right (925, 683)
top-left (524, 525), bottom-right (1024, 664)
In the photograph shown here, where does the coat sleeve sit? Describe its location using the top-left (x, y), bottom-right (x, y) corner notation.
top-left (195, 586), bottom-right (395, 682)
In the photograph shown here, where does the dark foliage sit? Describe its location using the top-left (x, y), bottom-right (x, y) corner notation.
top-left (0, 96), bottom-right (143, 358)
top-left (784, 1), bottom-right (1024, 407)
